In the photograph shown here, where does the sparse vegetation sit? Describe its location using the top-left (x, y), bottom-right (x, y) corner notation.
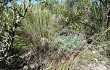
top-left (0, 0), bottom-right (110, 70)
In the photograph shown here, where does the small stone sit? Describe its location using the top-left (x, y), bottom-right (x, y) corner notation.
top-left (101, 61), bottom-right (106, 64)
top-left (94, 58), bottom-right (98, 62)
top-left (23, 65), bottom-right (28, 70)
top-left (92, 51), bottom-right (97, 54)
top-left (30, 64), bottom-right (35, 69)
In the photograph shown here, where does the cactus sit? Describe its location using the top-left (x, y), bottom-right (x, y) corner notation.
top-left (54, 30), bottom-right (85, 54)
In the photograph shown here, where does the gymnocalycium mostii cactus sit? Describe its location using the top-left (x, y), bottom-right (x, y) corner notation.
top-left (54, 29), bottom-right (85, 55)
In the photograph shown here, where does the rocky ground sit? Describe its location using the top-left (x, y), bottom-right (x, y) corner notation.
top-left (1, 28), bottom-right (109, 70)
top-left (20, 29), bottom-right (110, 70)
top-left (69, 42), bottom-right (110, 70)
top-left (21, 46), bottom-right (110, 70)
top-left (74, 60), bottom-right (110, 70)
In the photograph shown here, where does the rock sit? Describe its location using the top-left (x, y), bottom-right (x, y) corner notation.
top-left (72, 60), bottom-right (110, 70)
top-left (40, 37), bottom-right (49, 47)
top-left (23, 65), bottom-right (28, 70)
top-left (93, 64), bottom-right (107, 70)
